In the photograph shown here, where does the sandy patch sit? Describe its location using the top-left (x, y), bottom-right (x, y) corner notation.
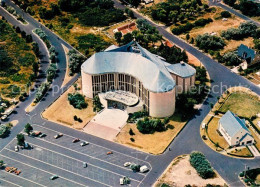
top-left (155, 155), bottom-right (227, 187)
top-left (42, 78), bottom-right (95, 130)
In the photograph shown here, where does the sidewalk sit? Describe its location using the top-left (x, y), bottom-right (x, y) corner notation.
top-left (248, 145), bottom-right (260, 157)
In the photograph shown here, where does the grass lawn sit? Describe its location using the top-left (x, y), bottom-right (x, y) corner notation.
top-left (218, 92), bottom-right (260, 118)
top-left (207, 117), bottom-right (229, 150)
top-left (115, 113), bottom-right (186, 154)
top-left (229, 147), bottom-right (253, 157)
top-left (42, 78), bottom-right (95, 130)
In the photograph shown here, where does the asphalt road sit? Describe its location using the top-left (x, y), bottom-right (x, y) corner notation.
top-left (0, 0), bottom-right (260, 186)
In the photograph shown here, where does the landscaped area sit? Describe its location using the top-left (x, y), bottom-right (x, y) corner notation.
top-left (218, 92), bottom-right (260, 118)
top-left (155, 154), bottom-right (227, 187)
top-left (239, 168), bottom-right (260, 186)
top-left (42, 78), bottom-right (95, 130)
top-left (201, 87), bottom-right (260, 158)
top-left (116, 113), bottom-right (186, 154)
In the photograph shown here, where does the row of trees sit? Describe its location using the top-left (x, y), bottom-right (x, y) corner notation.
top-left (34, 82), bottom-right (50, 103)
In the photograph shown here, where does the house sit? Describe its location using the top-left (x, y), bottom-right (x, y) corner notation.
top-left (218, 110), bottom-right (255, 146)
top-left (237, 44), bottom-right (260, 66)
top-left (113, 22), bottom-right (137, 35)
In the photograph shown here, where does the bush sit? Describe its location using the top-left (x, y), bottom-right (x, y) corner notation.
top-left (93, 95), bottom-right (104, 112)
top-left (68, 93), bottom-right (87, 109)
top-left (189, 152), bottom-right (215, 179)
top-left (0, 124), bottom-right (12, 138)
top-left (222, 52), bottom-right (242, 66)
top-left (35, 82), bottom-right (50, 103)
top-left (137, 117), bottom-right (166, 134)
top-left (68, 49), bottom-right (86, 75)
top-left (130, 164), bottom-right (140, 172)
top-left (221, 11), bottom-right (231, 18)
top-left (195, 33), bottom-right (225, 52)
top-left (129, 128), bottom-right (135, 136)
top-left (130, 137), bottom-right (135, 142)
top-left (74, 115), bottom-right (78, 121)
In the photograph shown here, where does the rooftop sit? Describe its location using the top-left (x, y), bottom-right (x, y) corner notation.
top-left (104, 90), bottom-right (139, 106)
top-left (219, 110), bottom-right (250, 137)
top-left (81, 41), bottom-right (176, 93)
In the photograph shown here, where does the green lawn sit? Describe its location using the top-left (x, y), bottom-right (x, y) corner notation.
top-left (219, 92), bottom-right (260, 118)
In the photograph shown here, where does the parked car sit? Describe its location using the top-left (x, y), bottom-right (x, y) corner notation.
top-left (140, 165), bottom-right (149, 173)
top-left (83, 162), bottom-right (87, 168)
top-left (72, 138), bottom-right (80, 143)
top-left (14, 146), bottom-right (19, 152)
top-left (107, 151), bottom-right (113, 155)
top-left (54, 133), bottom-right (63, 139)
top-left (120, 176), bottom-right (130, 185)
top-left (124, 162), bottom-right (131, 167)
top-left (39, 133), bottom-right (46, 138)
top-left (80, 141), bottom-right (89, 146)
top-left (49, 175), bottom-right (59, 180)
top-left (31, 131), bottom-right (41, 137)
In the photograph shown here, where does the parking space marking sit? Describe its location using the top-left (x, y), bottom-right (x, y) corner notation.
top-left (0, 153), bottom-right (86, 187)
top-left (33, 124), bottom-right (152, 168)
top-left (0, 177), bottom-right (22, 187)
top-left (20, 142), bottom-right (142, 183)
top-left (0, 160), bottom-right (45, 187)
top-left (3, 148), bottom-right (111, 187)
top-left (31, 124), bottom-right (150, 173)
top-left (31, 134), bottom-right (146, 176)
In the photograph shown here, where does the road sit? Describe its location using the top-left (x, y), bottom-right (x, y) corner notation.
top-left (0, 0), bottom-right (260, 186)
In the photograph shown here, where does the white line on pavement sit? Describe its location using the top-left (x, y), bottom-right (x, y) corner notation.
top-left (0, 152), bottom-right (86, 187)
top-left (31, 133), bottom-right (146, 176)
top-left (3, 148), bottom-right (111, 187)
top-left (0, 175), bottom-right (22, 187)
top-left (21, 142), bottom-right (142, 183)
top-left (33, 123), bottom-right (152, 169)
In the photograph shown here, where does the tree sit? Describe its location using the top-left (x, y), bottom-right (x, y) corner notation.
top-left (130, 164), bottom-right (140, 172)
top-left (186, 33), bottom-right (190, 40)
top-left (122, 33), bottom-right (133, 45)
top-left (195, 34), bottom-right (225, 52)
top-left (222, 52), bottom-right (242, 66)
top-left (114, 32), bottom-right (122, 44)
top-left (125, 0), bottom-right (141, 7)
top-left (221, 11), bottom-right (231, 18)
top-left (0, 47), bottom-right (13, 71)
top-left (17, 133), bottom-right (25, 146)
top-left (46, 64), bottom-right (57, 82)
top-left (24, 123), bottom-right (33, 135)
top-left (68, 50), bottom-right (86, 75)
top-left (0, 160), bottom-right (4, 168)
top-left (68, 93), bottom-right (87, 109)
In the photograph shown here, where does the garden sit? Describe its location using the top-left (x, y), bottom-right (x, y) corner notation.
top-left (201, 87), bottom-right (260, 157)
top-left (239, 168), bottom-right (260, 186)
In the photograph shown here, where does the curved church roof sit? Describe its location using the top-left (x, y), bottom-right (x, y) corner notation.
top-left (81, 41), bottom-right (176, 93)
top-left (166, 62), bottom-right (196, 78)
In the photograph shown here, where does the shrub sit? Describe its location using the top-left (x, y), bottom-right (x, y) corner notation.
top-left (68, 93), bottom-right (87, 109)
top-left (35, 82), bottom-right (50, 103)
top-left (130, 164), bottom-right (140, 172)
top-left (222, 52), bottom-right (242, 66)
top-left (221, 11), bottom-right (231, 18)
top-left (129, 128), bottom-right (135, 136)
top-left (137, 117), bottom-right (166, 134)
top-left (195, 33), bottom-right (225, 52)
top-left (130, 138), bottom-right (135, 142)
top-left (0, 124), bottom-right (12, 138)
top-left (189, 152), bottom-right (215, 179)
top-left (74, 115), bottom-right (78, 121)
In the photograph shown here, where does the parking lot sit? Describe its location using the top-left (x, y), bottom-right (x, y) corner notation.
top-left (0, 124), bottom-right (151, 186)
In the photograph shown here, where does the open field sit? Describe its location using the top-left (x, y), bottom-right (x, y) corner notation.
top-left (218, 92), bottom-right (260, 118)
top-left (116, 114), bottom-right (186, 154)
top-left (0, 18), bottom-right (37, 100)
top-left (42, 78), bottom-right (95, 129)
top-left (155, 155), bottom-right (227, 187)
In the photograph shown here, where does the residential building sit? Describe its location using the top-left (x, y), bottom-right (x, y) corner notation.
top-left (237, 44), bottom-right (260, 66)
top-left (218, 110), bottom-right (255, 146)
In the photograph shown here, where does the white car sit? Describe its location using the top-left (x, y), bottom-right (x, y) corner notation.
top-left (140, 165), bottom-right (149, 173)
top-left (14, 146), bottom-right (19, 152)
top-left (123, 162), bottom-right (131, 167)
top-left (80, 141), bottom-right (89, 146)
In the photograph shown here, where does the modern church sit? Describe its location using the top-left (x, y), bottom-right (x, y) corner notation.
top-left (81, 41), bottom-right (196, 118)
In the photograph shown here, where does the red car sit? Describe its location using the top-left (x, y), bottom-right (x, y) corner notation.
top-left (107, 151), bottom-right (113, 155)
top-left (72, 138), bottom-right (80, 143)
